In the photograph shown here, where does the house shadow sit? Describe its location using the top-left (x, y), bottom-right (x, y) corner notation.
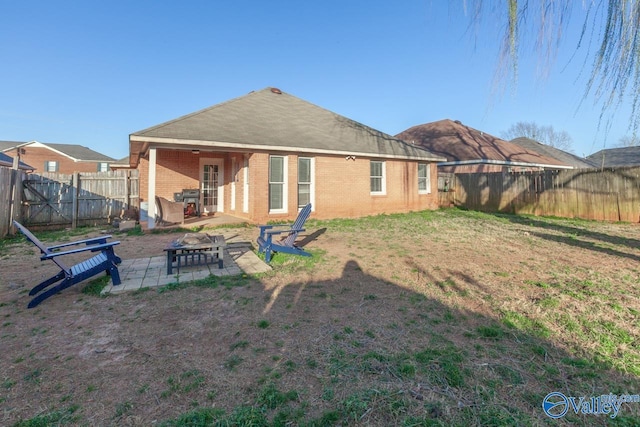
top-left (258, 259), bottom-right (640, 424)
top-left (489, 213), bottom-right (640, 262)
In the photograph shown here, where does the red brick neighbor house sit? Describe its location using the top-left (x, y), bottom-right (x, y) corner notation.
top-left (0, 141), bottom-right (116, 174)
top-left (128, 87), bottom-right (446, 228)
top-left (396, 119), bottom-right (573, 173)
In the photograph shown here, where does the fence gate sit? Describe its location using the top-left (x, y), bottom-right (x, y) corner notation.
top-left (21, 175), bottom-right (74, 225)
top-left (19, 171), bottom-right (139, 229)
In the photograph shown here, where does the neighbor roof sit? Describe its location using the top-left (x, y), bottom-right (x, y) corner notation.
top-left (0, 141), bottom-right (27, 152)
top-left (41, 143), bottom-right (115, 162)
top-left (510, 137), bottom-right (595, 168)
top-left (586, 146), bottom-right (640, 168)
top-left (109, 156), bottom-right (131, 169)
top-left (129, 87), bottom-right (446, 167)
top-left (0, 141), bottom-right (115, 162)
top-left (395, 119), bottom-right (572, 168)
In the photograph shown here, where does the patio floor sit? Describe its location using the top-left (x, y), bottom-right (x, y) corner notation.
top-left (139, 212), bottom-right (250, 231)
top-left (101, 239), bottom-right (271, 295)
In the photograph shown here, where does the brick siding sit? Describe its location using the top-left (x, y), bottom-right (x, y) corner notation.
top-left (140, 149), bottom-right (439, 224)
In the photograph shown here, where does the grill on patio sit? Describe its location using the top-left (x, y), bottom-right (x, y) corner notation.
top-left (182, 189), bottom-right (200, 217)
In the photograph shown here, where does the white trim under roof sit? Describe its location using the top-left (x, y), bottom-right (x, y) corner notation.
top-left (129, 135), bottom-right (447, 163)
top-left (438, 159), bottom-right (574, 170)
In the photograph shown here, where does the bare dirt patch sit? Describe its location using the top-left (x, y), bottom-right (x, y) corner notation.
top-left (1, 210), bottom-right (640, 425)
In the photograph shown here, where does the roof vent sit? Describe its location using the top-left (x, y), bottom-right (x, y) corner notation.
top-left (454, 120), bottom-right (462, 124)
top-left (270, 88), bottom-right (282, 94)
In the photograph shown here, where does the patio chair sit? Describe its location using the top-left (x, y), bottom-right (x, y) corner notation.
top-left (13, 220), bottom-right (122, 308)
top-left (257, 203), bottom-right (313, 263)
top-left (156, 196), bottom-right (184, 225)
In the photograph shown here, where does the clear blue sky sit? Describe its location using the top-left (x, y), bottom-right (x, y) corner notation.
top-left (0, 1), bottom-right (633, 160)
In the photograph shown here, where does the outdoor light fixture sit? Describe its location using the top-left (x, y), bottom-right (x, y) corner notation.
top-left (192, 149), bottom-right (200, 154)
top-left (345, 155), bottom-right (356, 161)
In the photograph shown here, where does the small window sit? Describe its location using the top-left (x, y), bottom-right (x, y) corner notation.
top-left (370, 161), bottom-right (386, 195)
top-left (298, 157), bottom-right (313, 208)
top-left (44, 161), bottom-right (58, 172)
top-left (418, 163), bottom-right (431, 194)
top-left (269, 155), bottom-right (287, 212)
top-left (97, 162), bottom-right (109, 172)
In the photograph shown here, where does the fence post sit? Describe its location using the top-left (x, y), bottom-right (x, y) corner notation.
top-left (125, 170), bottom-right (130, 210)
top-left (7, 169), bottom-right (23, 235)
top-left (72, 172), bottom-right (79, 229)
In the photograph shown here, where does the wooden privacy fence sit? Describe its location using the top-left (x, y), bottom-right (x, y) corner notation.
top-left (2, 169), bottom-right (139, 235)
top-left (0, 167), bottom-right (25, 237)
top-left (444, 167), bottom-right (640, 222)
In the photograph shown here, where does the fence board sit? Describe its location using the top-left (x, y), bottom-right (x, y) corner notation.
top-left (445, 167), bottom-right (640, 222)
top-left (0, 167), bottom-right (15, 236)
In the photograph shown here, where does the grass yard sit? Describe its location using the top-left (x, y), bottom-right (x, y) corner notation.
top-left (1, 208), bottom-right (639, 426)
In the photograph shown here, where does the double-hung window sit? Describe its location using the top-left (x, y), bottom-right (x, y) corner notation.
top-left (269, 155), bottom-right (287, 213)
top-left (44, 161), bottom-right (58, 172)
top-left (298, 157), bottom-right (314, 208)
top-left (97, 162), bottom-right (109, 172)
top-left (370, 160), bottom-right (386, 195)
top-left (418, 163), bottom-right (431, 194)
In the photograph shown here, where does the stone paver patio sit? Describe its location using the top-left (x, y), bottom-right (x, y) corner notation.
top-left (101, 241), bottom-right (270, 295)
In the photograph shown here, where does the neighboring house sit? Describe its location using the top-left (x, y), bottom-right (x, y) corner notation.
top-left (109, 156), bottom-right (132, 170)
top-left (586, 146), bottom-right (640, 168)
top-left (510, 137), bottom-right (595, 168)
top-left (0, 141), bottom-right (115, 174)
top-left (395, 119), bottom-right (573, 173)
top-left (129, 87), bottom-right (446, 227)
top-left (0, 151), bottom-right (34, 171)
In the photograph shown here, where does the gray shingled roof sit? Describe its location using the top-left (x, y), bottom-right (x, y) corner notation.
top-left (44, 143), bottom-right (115, 162)
top-left (510, 137), bottom-right (595, 168)
top-left (0, 141), bottom-right (27, 152)
top-left (130, 88), bottom-right (446, 164)
top-left (587, 146), bottom-right (640, 168)
top-left (0, 140), bottom-right (115, 162)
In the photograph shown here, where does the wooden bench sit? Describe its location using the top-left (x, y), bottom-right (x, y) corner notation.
top-left (13, 220), bottom-right (122, 308)
top-left (257, 203), bottom-right (313, 263)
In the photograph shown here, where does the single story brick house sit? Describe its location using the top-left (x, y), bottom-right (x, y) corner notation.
top-left (0, 141), bottom-right (115, 174)
top-left (128, 87), bottom-right (445, 228)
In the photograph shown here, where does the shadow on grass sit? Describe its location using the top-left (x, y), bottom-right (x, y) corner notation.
top-left (490, 213), bottom-right (640, 262)
top-left (157, 260), bottom-right (640, 426)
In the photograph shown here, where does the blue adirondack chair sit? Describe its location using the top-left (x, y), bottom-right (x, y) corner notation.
top-left (257, 203), bottom-right (313, 263)
top-left (13, 220), bottom-right (122, 308)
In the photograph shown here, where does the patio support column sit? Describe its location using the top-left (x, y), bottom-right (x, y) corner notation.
top-left (147, 147), bottom-right (157, 229)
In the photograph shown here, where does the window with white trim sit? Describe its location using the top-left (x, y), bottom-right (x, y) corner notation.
top-left (418, 163), bottom-right (431, 194)
top-left (298, 157), bottom-right (314, 208)
top-left (269, 155), bottom-right (287, 212)
top-left (370, 160), bottom-right (386, 195)
top-left (97, 162), bottom-right (109, 172)
top-left (44, 161), bottom-right (58, 172)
